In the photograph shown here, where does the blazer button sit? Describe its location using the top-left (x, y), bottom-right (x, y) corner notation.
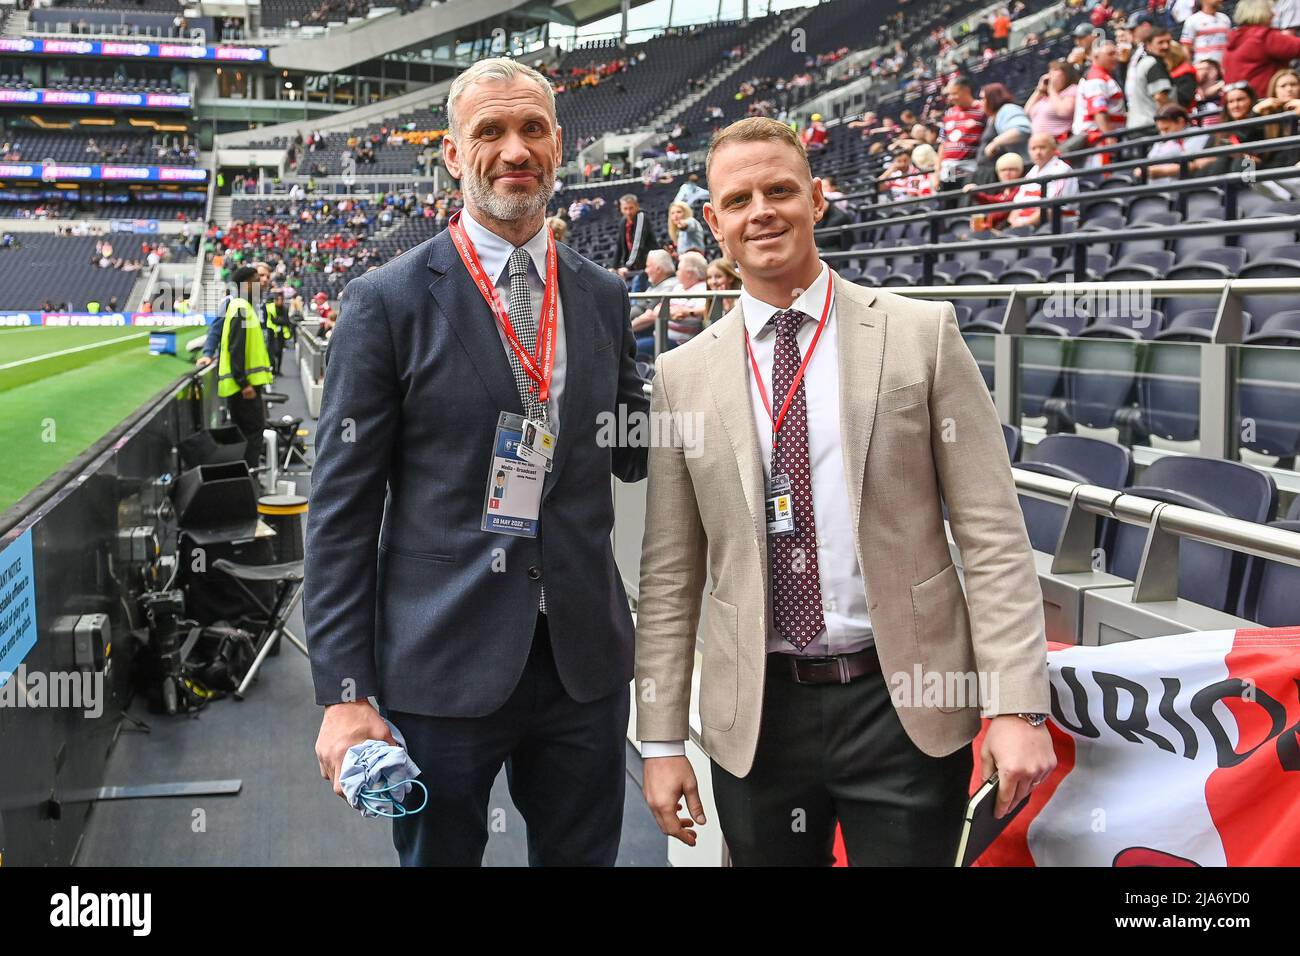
top-left (527, 566), bottom-right (542, 580)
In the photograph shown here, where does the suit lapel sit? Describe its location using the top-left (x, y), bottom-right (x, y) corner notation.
top-left (545, 244), bottom-right (592, 493)
top-left (833, 273), bottom-right (884, 540)
top-left (707, 304), bottom-right (766, 550)
top-left (427, 230), bottom-right (522, 418)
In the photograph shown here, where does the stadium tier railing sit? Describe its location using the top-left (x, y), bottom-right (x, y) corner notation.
top-left (986, 467), bottom-right (1300, 645)
top-left (295, 320), bottom-right (327, 417)
top-left (625, 269), bottom-right (1300, 509)
top-left (822, 210), bottom-right (1300, 285)
top-left (839, 111), bottom-right (1300, 215)
top-left (608, 363), bottom-right (1300, 637)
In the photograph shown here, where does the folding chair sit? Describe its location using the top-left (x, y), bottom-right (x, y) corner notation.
top-left (210, 558), bottom-right (306, 699)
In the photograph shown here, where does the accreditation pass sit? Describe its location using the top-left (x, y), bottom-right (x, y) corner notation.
top-left (481, 411), bottom-right (545, 538)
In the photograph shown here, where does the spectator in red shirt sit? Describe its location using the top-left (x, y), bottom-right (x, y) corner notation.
top-left (963, 151), bottom-right (1025, 230)
top-left (936, 75), bottom-right (987, 192)
top-left (1222, 0), bottom-right (1300, 98)
top-left (801, 113), bottom-right (829, 151)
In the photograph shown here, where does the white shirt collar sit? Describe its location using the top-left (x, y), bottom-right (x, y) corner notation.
top-left (459, 207), bottom-right (548, 285)
top-left (741, 261), bottom-right (832, 339)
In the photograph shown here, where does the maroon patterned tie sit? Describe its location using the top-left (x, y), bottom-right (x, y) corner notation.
top-left (768, 308), bottom-right (825, 651)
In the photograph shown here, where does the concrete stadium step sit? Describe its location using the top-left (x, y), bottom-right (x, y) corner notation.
top-left (650, 5), bottom-right (814, 130)
top-left (211, 196), bottom-right (233, 224)
top-left (199, 260), bottom-right (225, 317)
top-left (3, 9), bottom-right (28, 37)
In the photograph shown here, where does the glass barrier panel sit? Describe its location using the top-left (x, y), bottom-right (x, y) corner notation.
top-left (1235, 343), bottom-right (1300, 471)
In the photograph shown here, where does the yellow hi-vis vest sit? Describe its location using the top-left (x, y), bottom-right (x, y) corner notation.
top-left (264, 301), bottom-right (291, 340)
top-left (218, 297), bottom-right (274, 398)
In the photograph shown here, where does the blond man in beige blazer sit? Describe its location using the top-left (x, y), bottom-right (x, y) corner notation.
top-left (634, 117), bottom-right (1055, 866)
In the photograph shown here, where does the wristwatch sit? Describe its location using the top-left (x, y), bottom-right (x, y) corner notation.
top-left (1018, 712), bottom-right (1048, 727)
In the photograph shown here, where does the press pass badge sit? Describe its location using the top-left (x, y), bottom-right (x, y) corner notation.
top-left (765, 473), bottom-right (795, 535)
top-left (482, 412), bottom-right (545, 538)
top-left (515, 418), bottom-right (556, 471)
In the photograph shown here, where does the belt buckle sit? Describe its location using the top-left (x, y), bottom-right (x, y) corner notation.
top-left (792, 655), bottom-right (851, 685)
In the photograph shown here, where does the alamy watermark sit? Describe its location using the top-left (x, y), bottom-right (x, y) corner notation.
top-left (595, 407), bottom-right (706, 458)
top-left (1, 666), bottom-right (103, 718)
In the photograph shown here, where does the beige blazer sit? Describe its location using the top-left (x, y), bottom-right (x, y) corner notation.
top-left (634, 269), bottom-right (1050, 778)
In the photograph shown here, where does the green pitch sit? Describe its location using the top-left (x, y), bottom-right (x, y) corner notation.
top-left (0, 326), bottom-right (202, 512)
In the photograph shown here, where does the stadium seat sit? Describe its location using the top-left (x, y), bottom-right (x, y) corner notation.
top-left (1053, 334), bottom-right (1144, 433)
top-left (954, 257), bottom-right (1009, 284)
top-left (1184, 188), bottom-right (1225, 219)
top-left (1000, 255), bottom-right (1058, 283)
top-left (1237, 343), bottom-right (1300, 465)
top-left (1107, 456), bottom-right (1278, 614)
top-left (1047, 252), bottom-right (1111, 283)
top-left (1243, 309), bottom-right (1300, 345)
top-left (1138, 339), bottom-right (1201, 441)
top-left (966, 305), bottom-right (1007, 333)
top-left (1236, 223), bottom-right (1300, 260)
top-left (1153, 308), bottom-right (1241, 342)
top-left (1241, 520), bottom-right (1300, 626)
top-left (1016, 435), bottom-right (1131, 554)
top-left (963, 330), bottom-right (997, 392)
top-left (1126, 193), bottom-right (1173, 220)
top-left (1092, 306), bottom-right (1166, 340)
top-left (1103, 250), bottom-right (1175, 282)
top-left (1165, 247), bottom-right (1247, 280)
top-left (1003, 424), bottom-right (1022, 462)
top-left (1021, 331), bottom-right (1070, 419)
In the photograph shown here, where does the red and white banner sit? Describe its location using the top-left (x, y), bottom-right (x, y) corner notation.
top-left (975, 627), bottom-right (1300, 866)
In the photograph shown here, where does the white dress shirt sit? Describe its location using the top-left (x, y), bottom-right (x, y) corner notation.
top-left (640, 263), bottom-right (875, 760)
top-left (458, 209), bottom-right (568, 431)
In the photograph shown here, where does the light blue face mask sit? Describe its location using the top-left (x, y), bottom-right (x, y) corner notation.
top-left (358, 779), bottom-right (429, 818)
top-left (339, 716), bottom-right (427, 818)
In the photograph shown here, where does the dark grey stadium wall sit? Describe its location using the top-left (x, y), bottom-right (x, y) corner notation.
top-left (0, 371), bottom-right (218, 866)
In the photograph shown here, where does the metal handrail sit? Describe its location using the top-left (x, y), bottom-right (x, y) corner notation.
top-left (628, 289), bottom-right (740, 358)
top-left (822, 214), bottom-right (1300, 283)
top-left (841, 128), bottom-right (1300, 216)
top-left (818, 162), bottom-right (1300, 240)
top-left (1011, 468), bottom-right (1300, 607)
top-left (846, 103), bottom-right (1300, 201)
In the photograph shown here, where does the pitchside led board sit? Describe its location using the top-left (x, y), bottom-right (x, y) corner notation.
top-left (0, 89), bottom-right (191, 109)
top-left (0, 37), bottom-right (268, 63)
top-left (0, 163), bottom-right (207, 184)
top-left (0, 530), bottom-right (38, 692)
top-left (0, 313), bottom-right (208, 327)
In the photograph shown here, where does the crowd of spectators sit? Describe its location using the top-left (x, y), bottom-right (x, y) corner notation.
top-left (836, 0), bottom-right (1300, 236)
top-left (205, 188), bottom-right (461, 307)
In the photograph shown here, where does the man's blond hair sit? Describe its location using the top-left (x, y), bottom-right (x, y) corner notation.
top-left (446, 57), bottom-right (556, 137)
top-left (705, 116), bottom-right (811, 185)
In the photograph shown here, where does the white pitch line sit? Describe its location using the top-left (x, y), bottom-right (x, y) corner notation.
top-left (0, 332), bottom-right (150, 371)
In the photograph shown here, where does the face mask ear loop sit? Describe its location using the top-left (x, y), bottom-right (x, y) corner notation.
top-left (359, 779), bottom-right (428, 818)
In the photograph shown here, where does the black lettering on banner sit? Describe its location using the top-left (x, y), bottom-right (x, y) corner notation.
top-left (1191, 678), bottom-right (1288, 769)
top-left (1049, 666), bottom-right (1101, 738)
top-left (1096, 670), bottom-right (1176, 754)
top-left (1158, 677), bottom-right (1200, 760)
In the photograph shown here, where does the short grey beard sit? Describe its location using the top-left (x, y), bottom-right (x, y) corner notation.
top-left (462, 165), bottom-right (554, 224)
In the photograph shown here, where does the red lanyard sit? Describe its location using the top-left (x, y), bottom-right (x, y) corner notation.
top-left (448, 209), bottom-right (560, 404)
top-left (744, 277), bottom-right (833, 450)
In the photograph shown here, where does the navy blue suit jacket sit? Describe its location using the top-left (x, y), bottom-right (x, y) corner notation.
top-left (305, 228), bottom-right (649, 716)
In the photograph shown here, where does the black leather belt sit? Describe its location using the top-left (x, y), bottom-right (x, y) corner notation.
top-left (770, 646), bottom-right (878, 685)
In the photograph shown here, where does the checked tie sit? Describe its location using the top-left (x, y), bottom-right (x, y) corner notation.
top-left (505, 246), bottom-right (549, 613)
top-left (768, 308), bottom-right (825, 651)
top-left (506, 247), bottom-right (550, 427)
